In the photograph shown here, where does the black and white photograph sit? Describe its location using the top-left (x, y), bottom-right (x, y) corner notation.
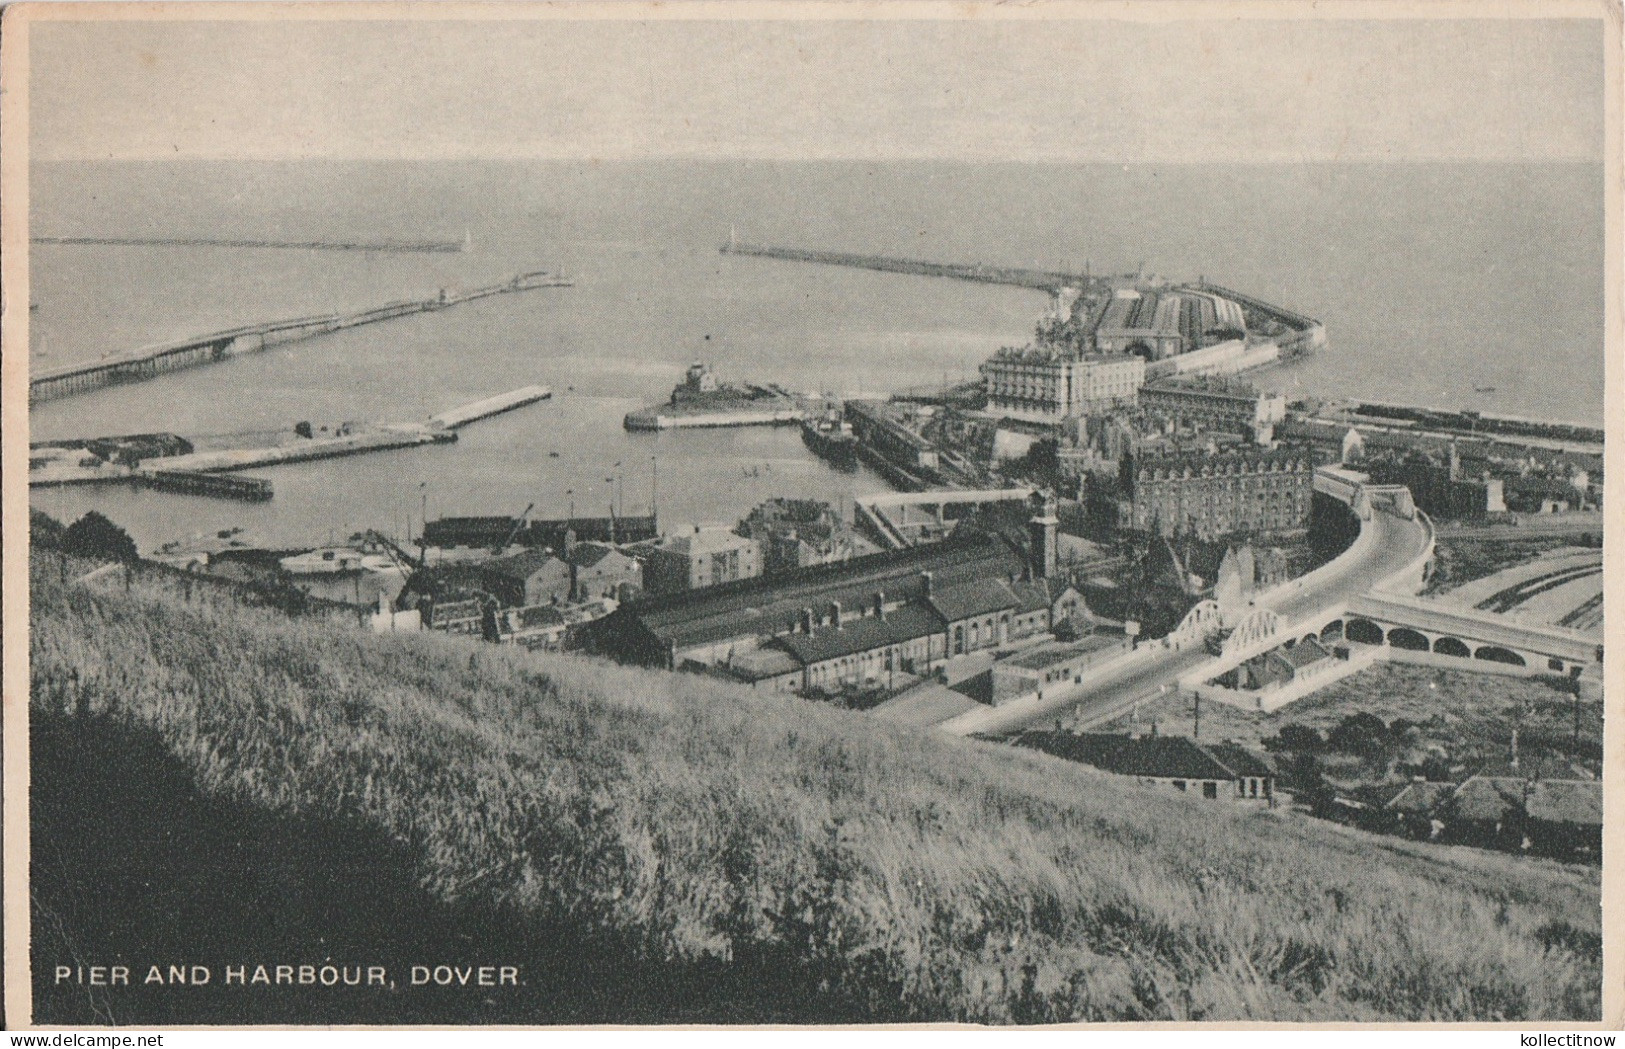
top-left (4, 1), bottom-right (1618, 1029)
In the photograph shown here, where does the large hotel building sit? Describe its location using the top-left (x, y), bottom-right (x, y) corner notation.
top-left (979, 347), bottom-right (1145, 422)
top-left (1115, 446), bottom-right (1314, 538)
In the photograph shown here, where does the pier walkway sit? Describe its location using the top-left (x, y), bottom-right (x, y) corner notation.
top-left (721, 241), bottom-right (1089, 294)
top-left (29, 271), bottom-right (571, 404)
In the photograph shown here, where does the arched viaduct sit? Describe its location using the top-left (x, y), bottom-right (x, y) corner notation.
top-left (1316, 593), bottom-right (1600, 677)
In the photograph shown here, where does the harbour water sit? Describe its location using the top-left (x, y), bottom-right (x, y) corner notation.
top-left (28, 160), bottom-right (1604, 551)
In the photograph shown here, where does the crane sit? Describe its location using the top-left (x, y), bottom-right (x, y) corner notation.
top-left (363, 529), bottom-right (425, 577)
top-left (494, 503), bottom-right (535, 554)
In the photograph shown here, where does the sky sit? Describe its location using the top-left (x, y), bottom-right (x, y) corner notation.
top-left (26, 9), bottom-right (1608, 164)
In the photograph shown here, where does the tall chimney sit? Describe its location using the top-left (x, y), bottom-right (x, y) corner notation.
top-left (920, 570), bottom-right (933, 596)
top-left (831, 600), bottom-right (843, 630)
top-left (875, 590), bottom-right (886, 620)
top-left (1028, 490), bottom-right (1059, 580)
top-left (802, 607), bottom-right (815, 634)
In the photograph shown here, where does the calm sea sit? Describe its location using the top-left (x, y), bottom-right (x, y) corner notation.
top-left (28, 160), bottom-right (1605, 550)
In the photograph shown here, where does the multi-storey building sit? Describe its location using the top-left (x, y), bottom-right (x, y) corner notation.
top-left (737, 498), bottom-right (862, 576)
top-left (638, 526), bottom-right (761, 595)
top-left (1116, 446), bottom-right (1314, 538)
top-left (1138, 379), bottom-right (1287, 443)
top-left (979, 347), bottom-right (1144, 421)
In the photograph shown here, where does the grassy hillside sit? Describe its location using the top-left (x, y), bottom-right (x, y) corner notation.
top-left (29, 554), bottom-right (1601, 1024)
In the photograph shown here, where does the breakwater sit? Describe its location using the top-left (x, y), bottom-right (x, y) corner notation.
top-left (430, 386), bottom-right (553, 429)
top-left (155, 427), bottom-right (455, 473)
top-left (34, 235), bottom-right (467, 254)
top-left (1190, 280), bottom-right (1326, 357)
top-left (28, 271), bottom-right (572, 404)
top-left (721, 241), bottom-right (1083, 293)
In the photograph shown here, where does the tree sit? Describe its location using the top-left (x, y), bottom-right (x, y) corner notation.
top-left (1270, 723), bottom-right (1325, 753)
top-left (294, 420), bottom-right (314, 439)
top-left (30, 509), bottom-right (66, 550)
top-left (1327, 712), bottom-right (1391, 759)
top-left (63, 511), bottom-right (138, 564)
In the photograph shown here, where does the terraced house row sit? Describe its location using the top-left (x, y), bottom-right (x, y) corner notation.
top-left (584, 530), bottom-right (1088, 693)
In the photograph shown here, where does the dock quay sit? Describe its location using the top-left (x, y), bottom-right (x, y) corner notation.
top-left (27, 460), bottom-right (274, 502)
top-left (29, 387), bottom-right (552, 500)
top-left (155, 426), bottom-right (455, 473)
top-left (722, 240), bottom-right (1085, 294)
top-left (28, 270), bottom-right (572, 404)
top-left (136, 469), bottom-right (273, 501)
top-left (430, 385), bottom-right (552, 429)
top-left (624, 406), bottom-right (806, 431)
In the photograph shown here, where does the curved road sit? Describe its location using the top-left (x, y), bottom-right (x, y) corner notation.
top-left (947, 506), bottom-right (1433, 737)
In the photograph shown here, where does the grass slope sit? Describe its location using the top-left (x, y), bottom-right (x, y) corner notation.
top-left (29, 556), bottom-right (1600, 1024)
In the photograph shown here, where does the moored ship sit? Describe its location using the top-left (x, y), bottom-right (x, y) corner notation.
top-left (799, 412), bottom-right (859, 471)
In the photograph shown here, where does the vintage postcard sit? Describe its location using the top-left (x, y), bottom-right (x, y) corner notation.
top-left (3, 0), bottom-right (1619, 1029)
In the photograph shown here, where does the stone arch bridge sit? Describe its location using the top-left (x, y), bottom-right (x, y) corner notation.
top-left (1317, 592), bottom-right (1600, 677)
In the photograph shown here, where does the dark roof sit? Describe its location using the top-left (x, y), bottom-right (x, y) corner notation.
top-left (1111, 737), bottom-right (1239, 780)
top-left (1470, 758), bottom-right (1592, 782)
top-left (1204, 742), bottom-right (1276, 779)
top-left (1015, 732), bottom-right (1267, 783)
top-left (426, 515), bottom-right (658, 548)
top-left (610, 532), bottom-right (1024, 652)
top-left (1009, 579), bottom-right (1061, 615)
top-left (568, 543), bottom-right (633, 569)
top-left (1449, 777), bottom-right (1528, 822)
top-left (1527, 780), bottom-right (1602, 827)
top-left (1014, 731), bottom-right (1128, 770)
top-left (482, 549), bottom-right (567, 582)
top-left (511, 605), bottom-right (567, 629)
top-left (720, 648), bottom-right (804, 682)
top-left (1449, 775), bottom-right (1602, 826)
top-left (927, 579), bottom-right (1022, 624)
top-left (1277, 638), bottom-right (1331, 669)
top-left (768, 605), bottom-right (943, 666)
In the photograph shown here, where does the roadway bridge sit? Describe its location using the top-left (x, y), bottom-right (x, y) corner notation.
top-left (941, 465), bottom-right (1439, 736)
top-left (854, 488), bottom-right (1034, 549)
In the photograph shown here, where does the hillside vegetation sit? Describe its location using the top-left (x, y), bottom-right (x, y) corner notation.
top-left (30, 554), bottom-right (1600, 1024)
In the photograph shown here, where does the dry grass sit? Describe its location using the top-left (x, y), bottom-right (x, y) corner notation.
top-left (30, 554), bottom-right (1601, 1022)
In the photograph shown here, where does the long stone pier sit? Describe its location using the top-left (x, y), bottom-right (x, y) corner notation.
top-left (34, 235), bottom-right (467, 254)
top-left (721, 240), bottom-right (1090, 294)
top-left (28, 271), bottom-right (572, 404)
